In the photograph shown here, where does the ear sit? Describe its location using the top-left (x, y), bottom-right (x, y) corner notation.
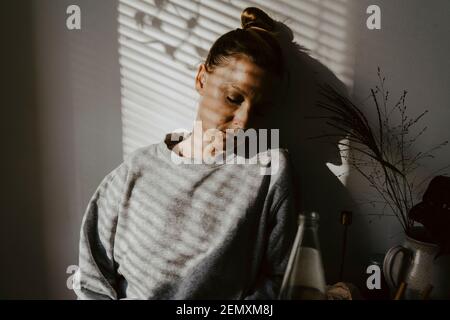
top-left (195, 64), bottom-right (207, 95)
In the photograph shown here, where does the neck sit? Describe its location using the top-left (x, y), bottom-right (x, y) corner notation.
top-left (176, 126), bottom-right (221, 162)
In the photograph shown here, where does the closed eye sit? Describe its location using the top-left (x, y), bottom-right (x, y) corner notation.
top-left (227, 96), bottom-right (243, 105)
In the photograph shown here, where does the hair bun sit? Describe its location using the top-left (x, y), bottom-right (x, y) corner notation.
top-left (241, 7), bottom-right (275, 31)
top-left (241, 7), bottom-right (294, 43)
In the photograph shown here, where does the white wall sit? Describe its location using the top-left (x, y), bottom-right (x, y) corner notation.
top-left (1, 0), bottom-right (123, 299)
top-left (340, 0), bottom-right (450, 293)
top-left (1, 0), bottom-right (49, 299)
top-left (33, 0), bottom-right (123, 299)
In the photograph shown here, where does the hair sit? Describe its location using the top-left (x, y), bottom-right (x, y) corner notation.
top-left (204, 7), bottom-right (290, 78)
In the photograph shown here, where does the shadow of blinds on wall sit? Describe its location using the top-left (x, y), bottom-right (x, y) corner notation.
top-left (118, 0), bottom-right (354, 157)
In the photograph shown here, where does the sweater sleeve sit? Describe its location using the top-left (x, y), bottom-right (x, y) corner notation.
top-left (74, 163), bottom-right (128, 300)
top-left (244, 188), bottom-right (297, 300)
top-left (245, 151), bottom-right (298, 300)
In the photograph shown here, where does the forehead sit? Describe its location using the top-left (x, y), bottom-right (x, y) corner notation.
top-left (211, 55), bottom-right (274, 97)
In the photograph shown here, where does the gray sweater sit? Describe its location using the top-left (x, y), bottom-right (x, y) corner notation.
top-left (75, 132), bottom-right (297, 300)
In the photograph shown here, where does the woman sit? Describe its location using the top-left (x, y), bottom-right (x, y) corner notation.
top-left (75, 7), bottom-right (297, 300)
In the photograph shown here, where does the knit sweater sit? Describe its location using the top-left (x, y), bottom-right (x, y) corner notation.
top-left (74, 132), bottom-right (297, 300)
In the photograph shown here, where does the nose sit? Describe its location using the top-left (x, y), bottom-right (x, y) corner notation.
top-left (232, 105), bottom-right (251, 130)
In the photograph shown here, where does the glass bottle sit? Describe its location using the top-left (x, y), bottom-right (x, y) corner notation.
top-left (279, 212), bottom-right (327, 300)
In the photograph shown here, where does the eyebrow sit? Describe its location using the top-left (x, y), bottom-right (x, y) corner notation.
top-left (222, 83), bottom-right (266, 102)
top-left (224, 83), bottom-right (255, 98)
top-left (230, 84), bottom-right (247, 96)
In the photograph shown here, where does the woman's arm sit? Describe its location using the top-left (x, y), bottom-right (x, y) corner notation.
top-left (74, 163), bottom-right (128, 300)
top-left (244, 149), bottom-right (299, 300)
top-left (244, 186), bottom-right (297, 300)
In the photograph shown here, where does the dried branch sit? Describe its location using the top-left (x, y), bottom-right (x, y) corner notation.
top-left (316, 69), bottom-right (448, 234)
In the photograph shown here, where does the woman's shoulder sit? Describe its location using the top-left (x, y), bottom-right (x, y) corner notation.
top-left (99, 143), bottom-right (161, 182)
top-left (254, 147), bottom-right (294, 194)
top-left (263, 147), bottom-right (291, 165)
top-left (123, 142), bottom-right (163, 168)
top-left (255, 147), bottom-right (292, 174)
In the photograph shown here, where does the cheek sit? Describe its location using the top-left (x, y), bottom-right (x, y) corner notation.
top-left (199, 89), bottom-right (234, 126)
top-left (197, 101), bottom-right (227, 129)
top-left (202, 88), bottom-right (222, 111)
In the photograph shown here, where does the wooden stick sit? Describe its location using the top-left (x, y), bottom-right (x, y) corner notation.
top-left (394, 282), bottom-right (407, 300)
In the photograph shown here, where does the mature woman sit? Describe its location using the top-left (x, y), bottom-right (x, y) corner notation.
top-left (75, 7), bottom-right (297, 300)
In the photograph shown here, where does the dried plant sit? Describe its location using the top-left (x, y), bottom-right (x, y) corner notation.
top-left (315, 68), bottom-right (449, 235)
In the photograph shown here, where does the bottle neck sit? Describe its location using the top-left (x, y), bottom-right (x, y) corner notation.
top-left (301, 221), bottom-right (320, 250)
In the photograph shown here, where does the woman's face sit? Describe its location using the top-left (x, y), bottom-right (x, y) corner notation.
top-left (195, 55), bottom-right (278, 134)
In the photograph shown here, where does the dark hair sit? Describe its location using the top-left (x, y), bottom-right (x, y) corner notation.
top-left (204, 7), bottom-right (287, 78)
